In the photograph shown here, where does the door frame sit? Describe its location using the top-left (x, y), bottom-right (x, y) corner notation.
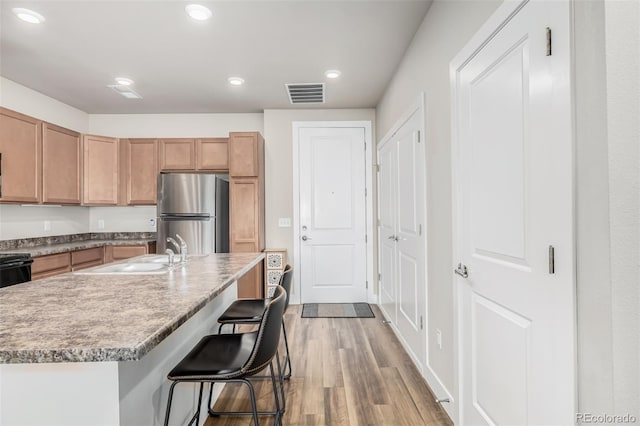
top-left (449, 0), bottom-right (577, 423)
top-left (292, 121), bottom-right (374, 304)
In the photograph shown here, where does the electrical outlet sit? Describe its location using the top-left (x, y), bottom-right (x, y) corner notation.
top-left (44, 220), bottom-right (51, 231)
top-left (436, 329), bottom-right (442, 350)
top-left (149, 218), bottom-right (156, 228)
top-left (98, 219), bottom-right (105, 230)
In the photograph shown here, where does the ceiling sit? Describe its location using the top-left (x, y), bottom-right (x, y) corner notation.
top-left (0, 0), bottom-right (432, 114)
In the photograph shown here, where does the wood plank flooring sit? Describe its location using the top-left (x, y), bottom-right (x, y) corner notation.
top-left (205, 304), bottom-right (452, 426)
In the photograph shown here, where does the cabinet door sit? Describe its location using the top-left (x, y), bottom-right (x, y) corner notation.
top-left (123, 139), bottom-right (158, 205)
top-left (105, 245), bottom-right (148, 262)
top-left (229, 177), bottom-right (261, 252)
top-left (196, 138), bottom-right (228, 171)
top-left (71, 247), bottom-right (104, 271)
top-left (229, 132), bottom-right (263, 177)
top-left (83, 135), bottom-right (119, 205)
top-left (159, 139), bottom-right (195, 170)
top-left (32, 252), bottom-right (71, 280)
top-left (0, 108), bottom-right (42, 203)
top-left (42, 123), bottom-right (81, 204)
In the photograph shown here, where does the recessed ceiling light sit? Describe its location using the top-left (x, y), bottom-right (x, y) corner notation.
top-left (228, 77), bottom-right (245, 86)
top-left (115, 77), bottom-right (134, 86)
top-left (12, 8), bottom-right (45, 24)
top-left (325, 70), bottom-right (342, 79)
top-left (185, 4), bottom-right (212, 21)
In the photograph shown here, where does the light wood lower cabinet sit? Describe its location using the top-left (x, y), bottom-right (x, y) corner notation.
top-left (71, 247), bottom-right (104, 271)
top-left (83, 135), bottom-right (119, 205)
top-left (42, 123), bottom-right (81, 204)
top-left (104, 245), bottom-right (150, 263)
top-left (0, 108), bottom-right (42, 203)
top-left (32, 253), bottom-right (71, 280)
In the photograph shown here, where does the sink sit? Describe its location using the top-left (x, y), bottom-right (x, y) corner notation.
top-left (128, 255), bottom-right (172, 264)
top-left (73, 262), bottom-right (172, 275)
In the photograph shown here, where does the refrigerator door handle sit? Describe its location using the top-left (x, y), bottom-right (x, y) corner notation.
top-left (160, 214), bottom-right (212, 221)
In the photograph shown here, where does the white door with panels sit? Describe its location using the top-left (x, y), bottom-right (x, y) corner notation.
top-left (378, 139), bottom-right (398, 324)
top-left (452, 1), bottom-right (575, 425)
top-left (299, 127), bottom-right (367, 303)
top-left (377, 109), bottom-right (426, 368)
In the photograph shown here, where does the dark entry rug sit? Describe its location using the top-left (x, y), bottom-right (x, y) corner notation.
top-left (301, 303), bottom-right (375, 318)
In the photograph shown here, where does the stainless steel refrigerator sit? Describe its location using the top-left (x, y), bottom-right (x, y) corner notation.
top-left (156, 173), bottom-right (229, 255)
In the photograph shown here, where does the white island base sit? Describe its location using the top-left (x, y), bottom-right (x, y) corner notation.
top-left (0, 282), bottom-right (236, 426)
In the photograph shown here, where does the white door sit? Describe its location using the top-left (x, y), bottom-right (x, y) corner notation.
top-left (452, 1), bottom-right (575, 425)
top-left (377, 138), bottom-right (397, 323)
top-left (394, 110), bottom-right (426, 365)
top-left (377, 108), bottom-right (426, 367)
top-left (299, 127), bottom-right (367, 303)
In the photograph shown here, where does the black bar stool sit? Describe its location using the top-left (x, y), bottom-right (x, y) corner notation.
top-left (164, 286), bottom-right (287, 426)
top-left (217, 265), bottom-right (293, 380)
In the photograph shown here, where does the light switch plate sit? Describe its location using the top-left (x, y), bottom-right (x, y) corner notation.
top-left (98, 219), bottom-right (105, 229)
top-left (278, 217), bottom-right (292, 227)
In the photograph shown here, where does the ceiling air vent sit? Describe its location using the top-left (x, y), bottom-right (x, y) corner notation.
top-left (285, 83), bottom-right (325, 104)
top-left (108, 84), bottom-right (143, 99)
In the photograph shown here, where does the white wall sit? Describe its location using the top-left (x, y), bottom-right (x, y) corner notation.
top-left (375, 0), bottom-right (500, 413)
top-left (263, 109), bottom-right (376, 300)
top-left (89, 207), bottom-right (157, 233)
top-left (605, 0), bottom-right (640, 419)
top-left (88, 113), bottom-right (263, 138)
top-left (0, 205), bottom-right (89, 240)
top-left (0, 77), bottom-right (89, 133)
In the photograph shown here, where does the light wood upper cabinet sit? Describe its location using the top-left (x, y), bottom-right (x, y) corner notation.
top-left (196, 138), bottom-right (228, 171)
top-left (0, 108), bottom-right (42, 203)
top-left (159, 139), bottom-right (195, 170)
top-left (42, 123), bottom-right (81, 204)
top-left (121, 138), bottom-right (158, 205)
top-left (83, 135), bottom-right (119, 205)
top-left (229, 132), bottom-right (263, 177)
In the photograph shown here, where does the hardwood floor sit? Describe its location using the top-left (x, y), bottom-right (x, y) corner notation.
top-left (205, 304), bottom-right (452, 426)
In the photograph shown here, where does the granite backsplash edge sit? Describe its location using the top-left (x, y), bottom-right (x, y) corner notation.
top-left (0, 233), bottom-right (157, 251)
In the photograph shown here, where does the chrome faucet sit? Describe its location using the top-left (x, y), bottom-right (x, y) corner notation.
top-left (175, 234), bottom-right (187, 263)
top-left (165, 248), bottom-right (175, 266)
top-left (166, 237), bottom-right (180, 256)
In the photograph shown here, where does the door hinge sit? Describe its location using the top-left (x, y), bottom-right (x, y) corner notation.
top-left (375, 164), bottom-right (380, 173)
top-left (420, 315), bottom-right (423, 330)
top-left (365, 188), bottom-right (367, 197)
top-left (419, 224), bottom-right (422, 236)
top-left (364, 141), bottom-right (366, 151)
top-left (377, 219), bottom-right (381, 226)
top-left (366, 280), bottom-right (369, 289)
top-left (378, 272), bottom-right (381, 281)
top-left (365, 234), bottom-right (368, 243)
top-left (548, 245), bottom-right (555, 274)
top-left (546, 27), bottom-right (552, 56)
top-left (416, 131), bottom-right (421, 143)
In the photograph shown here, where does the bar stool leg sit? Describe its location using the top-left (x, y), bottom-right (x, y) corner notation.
top-left (282, 319), bottom-right (292, 380)
top-left (164, 381), bottom-right (179, 426)
top-left (242, 379), bottom-right (260, 426)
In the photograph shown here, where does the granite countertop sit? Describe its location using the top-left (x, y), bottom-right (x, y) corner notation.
top-left (0, 252), bottom-right (264, 364)
top-left (0, 233), bottom-right (156, 257)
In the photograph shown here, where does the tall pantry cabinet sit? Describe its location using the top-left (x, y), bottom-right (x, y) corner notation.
top-left (229, 132), bottom-right (265, 298)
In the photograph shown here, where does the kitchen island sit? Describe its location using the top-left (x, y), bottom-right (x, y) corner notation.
top-left (0, 252), bottom-right (265, 426)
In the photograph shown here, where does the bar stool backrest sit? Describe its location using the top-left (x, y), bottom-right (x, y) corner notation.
top-left (279, 264), bottom-right (293, 311)
top-left (243, 285), bottom-right (286, 376)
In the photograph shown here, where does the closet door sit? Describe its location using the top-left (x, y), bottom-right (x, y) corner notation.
top-left (377, 140), bottom-right (398, 324)
top-left (377, 108), bottom-right (426, 368)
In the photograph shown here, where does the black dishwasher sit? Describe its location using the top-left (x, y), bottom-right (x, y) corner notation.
top-left (0, 254), bottom-right (33, 288)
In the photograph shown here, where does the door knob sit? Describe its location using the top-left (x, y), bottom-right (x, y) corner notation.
top-left (454, 263), bottom-right (469, 278)
top-left (301, 235), bottom-right (312, 241)
top-left (387, 235), bottom-right (398, 241)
